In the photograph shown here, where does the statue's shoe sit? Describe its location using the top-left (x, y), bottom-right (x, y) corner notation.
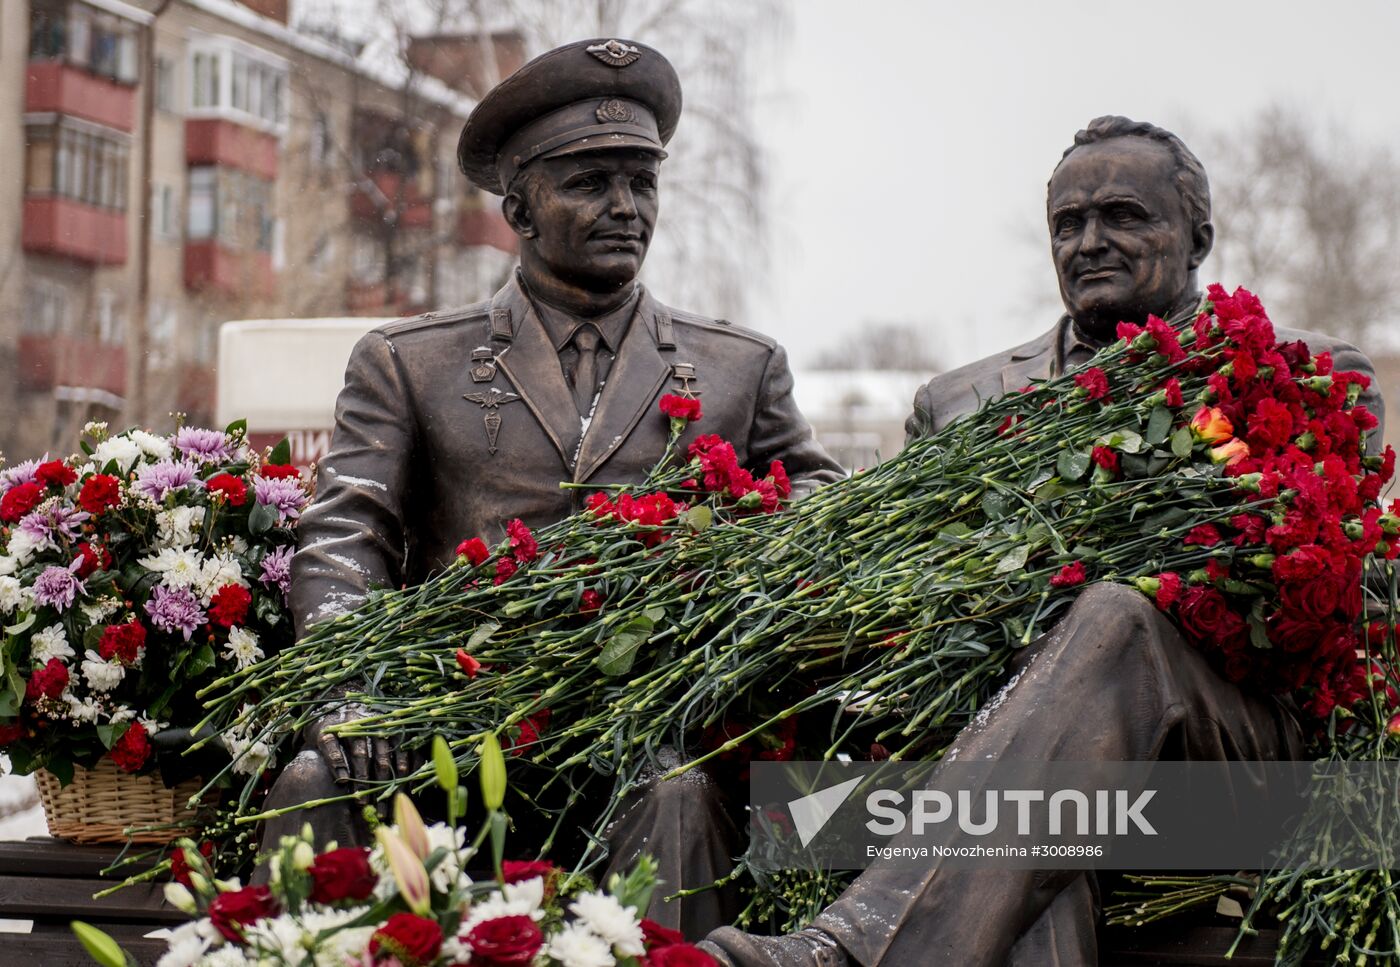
top-left (698, 927), bottom-right (850, 966)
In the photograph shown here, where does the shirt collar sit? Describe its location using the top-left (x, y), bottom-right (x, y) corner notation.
top-left (528, 283), bottom-right (641, 354)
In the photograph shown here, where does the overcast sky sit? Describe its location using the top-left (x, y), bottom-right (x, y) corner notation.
top-left (746, 0), bottom-right (1400, 371)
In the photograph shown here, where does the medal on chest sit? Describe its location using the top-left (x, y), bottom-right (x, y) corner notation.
top-left (463, 387), bottom-right (521, 455)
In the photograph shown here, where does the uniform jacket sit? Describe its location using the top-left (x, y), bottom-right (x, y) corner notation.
top-left (907, 314), bottom-right (1387, 448)
top-left (291, 276), bottom-right (844, 635)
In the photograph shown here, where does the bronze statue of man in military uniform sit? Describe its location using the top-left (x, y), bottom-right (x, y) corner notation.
top-left (259, 38), bottom-right (843, 935)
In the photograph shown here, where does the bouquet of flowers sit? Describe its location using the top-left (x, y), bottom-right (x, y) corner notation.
top-left (73, 736), bottom-right (718, 967)
top-left (0, 421), bottom-right (306, 790)
top-left (194, 286), bottom-right (1399, 950)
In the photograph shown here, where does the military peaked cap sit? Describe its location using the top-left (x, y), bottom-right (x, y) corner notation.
top-left (457, 38), bottom-right (683, 195)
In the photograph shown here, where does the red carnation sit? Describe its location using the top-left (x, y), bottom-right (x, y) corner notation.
top-left (24, 658), bottom-right (69, 703)
top-left (110, 721), bottom-right (152, 773)
top-left (1090, 446), bottom-right (1119, 475)
top-left (1072, 367), bottom-right (1111, 401)
top-left (0, 482), bottom-right (43, 523)
top-left (493, 558), bottom-right (518, 585)
top-left (308, 846), bottom-right (377, 903)
top-left (206, 473), bottom-right (248, 506)
top-left (1163, 377), bottom-right (1184, 408)
top-left (580, 589), bottom-right (605, 614)
top-left (506, 519), bottom-right (538, 563)
top-left (647, 945), bottom-right (721, 966)
top-left (370, 912), bottom-right (443, 966)
top-left (259, 463), bottom-right (300, 480)
top-left (464, 915), bottom-right (544, 966)
top-left (1049, 561), bottom-right (1086, 588)
top-left (457, 537), bottom-right (491, 566)
top-left (455, 649), bottom-right (483, 678)
top-left (209, 884), bottom-right (280, 943)
top-left (1145, 315), bottom-right (1186, 363)
top-left (1183, 525), bottom-right (1221, 548)
top-left (509, 708), bottom-right (550, 757)
top-left (1154, 572), bottom-right (1183, 610)
top-left (35, 460), bottom-right (76, 489)
top-left (209, 585), bottom-right (252, 628)
top-left (73, 542), bottom-right (111, 579)
top-left (169, 842), bottom-right (213, 888)
top-left (77, 474), bottom-right (121, 515)
top-left (98, 622), bottom-right (146, 665)
top-left (768, 460), bottom-right (792, 499)
top-left (659, 394), bottom-right (703, 423)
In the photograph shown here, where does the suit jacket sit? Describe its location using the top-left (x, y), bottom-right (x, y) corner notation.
top-left (907, 315), bottom-right (1387, 450)
top-left (291, 276), bottom-right (844, 636)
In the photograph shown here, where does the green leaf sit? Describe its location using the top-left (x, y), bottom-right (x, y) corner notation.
top-left (684, 505), bottom-right (713, 533)
top-left (187, 644), bottom-right (216, 678)
top-left (1146, 406), bottom-right (1174, 446)
top-left (268, 437), bottom-right (292, 466)
top-left (1095, 429), bottom-right (1143, 454)
top-left (937, 522), bottom-right (972, 541)
top-left (47, 756), bottom-right (74, 786)
top-left (597, 614), bottom-right (656, 676)
top-left (1249, 615), bottom-right (1272, 651)
top-left (1170, 426), bottom-right (1195, 459)
top-left (467, 622), bottom-right (501, 651)
top-left (223, 418), bottom-right (248, 438)
top-left (70, 921), bottom-right (132, 967)
top-left (4, 612), bottom-right (36, 637)
top-left (995, 545), bottom-right (1029, 574)
top-left (981, 492), bottom-right (1012, 520)
top-left (1055, 450), bottom-right (1090, 482)
top-left (248, 501), bottom-right (278, 535)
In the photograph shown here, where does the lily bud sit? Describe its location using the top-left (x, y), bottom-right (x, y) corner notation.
top-left (393, 793), bottom-right (431, 861)
top-left (163, 882), bottom-right (197, 914)
top-left (1190, 406), bottom-right (1234, 444)
top-left (292, 841), bottom-right (316, 871)
top-left (479, 732), bottom-right (507, 812)
top-left (376, 826), bottom-right (431, 914)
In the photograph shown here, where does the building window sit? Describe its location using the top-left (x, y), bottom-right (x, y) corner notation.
top-left (151, 183), bottom-right (178, 239)
top-left (25, 120), bottom-right (130, 211)
top-left (22, 278), bottom-right (72, 335)
top-left (154, 55), bottom-right (176, 112)
top-left (192, 50), bottom-right (220, 109)
top-left (187, 165), bottom-right (276, 252)
top-left (30, 1), bottom-right (139, 85)
top-left (310, 110), bottom-right (333, 167)
top-left (96, 288), bottom-right (123, 345)
top-left (188, 44), bottom-right (287, 129)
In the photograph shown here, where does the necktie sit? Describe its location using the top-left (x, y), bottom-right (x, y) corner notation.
top-left (571, 324), bottom-right (601, 417)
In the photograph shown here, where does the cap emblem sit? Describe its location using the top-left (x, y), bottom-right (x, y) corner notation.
top-left (596, 98), bottom-right (640, 124)
top-left (587, 39), bottom-right (641, 68)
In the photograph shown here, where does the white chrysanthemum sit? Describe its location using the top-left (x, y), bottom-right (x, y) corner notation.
top-left (440, 934), bottom-right (473, 964)
top-left (82, 420), bottom-right (108, 438)
top-left (546, 922), bottom-right (616, 967)
top-left (7, 528), bottom-right (46, 565)
top-left (461, 887), bottom-right (546, 933)
top-left (197, 552), bottom-right (247, 603)
top-left (241, 914), bottom-right (307, 962)
top-left (91, 435), bottom-right (142, 471)
top-left (139, 548), bottom-right (203, 590)
top-left (81, 650), bottom-right (125, 692)
top-left (299, 908), bottom-right (375, 967)
top-left (224, 728), bottom-right (275, 776)
top-left (80, 596), bottom-right (123, 624)
top-left (129, 429), bottom-right (174, 461)
top-left (223, 627), bottom-right (263, 671)
top-left (155, 919), bottom-right (213, 967)
top-left (0, 576), bottom-right (23, 613)
top-left (200, 943), bottom-right (255, 966)
top-left (156, 505), bottom-right (206, 548)
top-left (63, 692), bottom-right (102, 724)
top-left (0, 554), bottom-right (17, 577)
top-left (31, 624), bottom-right (74, 663)
top-left (424, 821), bottom-right (474, 894)
top-left (569, 891), bottom-right (645, 956)
top-left (227, 536), bottom-right (250, 556)
top-left (502, 875), bottom-right (544, 912)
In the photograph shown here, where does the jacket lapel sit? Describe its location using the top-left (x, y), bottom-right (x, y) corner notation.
top-left (1000, 318), bottom-right (1067, 395)
top-left (490, 280), bottom-right (582, 470)
top-left (575, 289), bottom-right (672, 483)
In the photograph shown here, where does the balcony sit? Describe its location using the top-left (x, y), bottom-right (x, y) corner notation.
top-left (457, 207), bottom-right (518, 254)
top-left (350, 171), bottom-right (433, 229)
top-left (22, 197), bottom-right (127, 264)
top-left (185, 119), bottom-right (279, 179)
top-left (25, 61), bottom-right (135, 133)
top-left (17, 335), bottom-right (127, 397)
top-left (184, 241), bottom-right (276, 296)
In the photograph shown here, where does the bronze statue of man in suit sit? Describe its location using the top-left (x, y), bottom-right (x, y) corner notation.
top-left (699, 118), bottom-right (1385, 966)
top-left (259, 38), bottom-right (843, 934)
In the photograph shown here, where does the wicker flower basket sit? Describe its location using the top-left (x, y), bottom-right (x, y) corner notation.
top-left (34, 758), bottom-right (202, 845)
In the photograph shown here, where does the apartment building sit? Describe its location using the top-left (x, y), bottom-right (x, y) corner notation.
top-left (0, 0), bottom-right (522, 458)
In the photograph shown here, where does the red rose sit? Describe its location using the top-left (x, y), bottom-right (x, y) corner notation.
top-left (457, 537), bottom-right (491, 566)
top-left (309, 846), bottom-right (377, 903)
top-left (502, 860), bottom-right (559, 901)
top-left (98, 622), bottom-right (147, 665)
top-left (1176, 586), bottom-right (1248, 648)
top-left (647, 944), bottom-right (721, 966)
top-left (35, 460), bottom-right (76, 489)
top-left (659, 394), bottom-right (703, 422)
top-left (209, 884), bottom-right (280, 943)
top-left (1072, 367), bottom-right (1110, 401)
top-left (209, 585), bottom-right (252, 628)
top-left (73, 542), bottom-right (111, 579)
top-left (464, 914), bottom-right (544, 966)
top-left (260, 463), bottom-right (301, 480)
top-left (206, 473), bottom-right (248, 506)
top-left (0, 482), bottom-right (43, 523)
top-left (25, 658), bottom-right (69, 703)
top-left (111, 721), bottom-right (152, 773)
top-left (77, 474), bottom-right (122, 515)
top-left (506, 519), bottom-right (538, 563)
top-left (580, 589), bottom-right (605, 614)
top-left (1049, 561), bottom-right (1086, 588)
top-left (456, 649), bottom-right (483, 678)
top-left (641, 919), bottom-right (686, 951)
top-left (1090, 446), bottom-right (1119, 475)
top-left (370, 912), bottom-right (443, 966)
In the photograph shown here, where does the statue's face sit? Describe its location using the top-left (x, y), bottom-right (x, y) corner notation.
top-left (1048, 137), bottom-right (1201, 338)
top-left (517, 149), bottom-right (660, 293)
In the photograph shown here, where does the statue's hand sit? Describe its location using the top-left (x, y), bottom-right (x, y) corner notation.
top-left (304, 703), bottom-right (416, 786)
